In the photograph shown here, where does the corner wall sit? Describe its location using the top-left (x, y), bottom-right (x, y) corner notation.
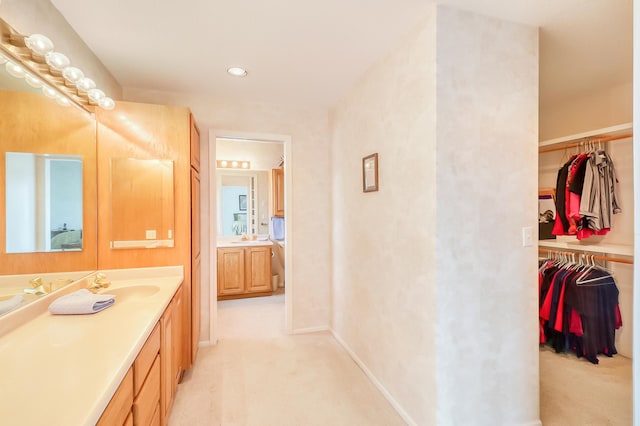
top-left (434, 7), bottom-right (539, 425)
top-left (330, 5), bottom-right (438, 424)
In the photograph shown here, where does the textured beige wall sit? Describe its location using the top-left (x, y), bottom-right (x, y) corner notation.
top-left (124, 88), bottom-right (332, 336)
top-left (434, 7), bottom-right (540, 425)
top-left (0, 0), bottom-right (122, 99)
top-left (539, 82), bottom-right (632, 141)
top-left (330, 5), bottom-right (438, 424)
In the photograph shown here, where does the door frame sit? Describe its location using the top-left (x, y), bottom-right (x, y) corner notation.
top-left (205, 129), bottom-right (293, 343)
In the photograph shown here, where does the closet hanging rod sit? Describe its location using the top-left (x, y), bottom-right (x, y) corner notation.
top-left (539, 133), bottom-right (633, 154)
top-left (538, 248), bottom-right (633, 265)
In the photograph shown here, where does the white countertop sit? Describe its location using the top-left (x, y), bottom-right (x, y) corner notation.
top-left (0, 266), bottom-right (183, 426)
top-left (216, 239), bottom-right (273, 248)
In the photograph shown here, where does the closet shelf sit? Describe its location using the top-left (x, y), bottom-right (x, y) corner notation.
top-left (538, 240), bottom-right (633, 257)
top-left (539, 122), bottom-right (632, 151)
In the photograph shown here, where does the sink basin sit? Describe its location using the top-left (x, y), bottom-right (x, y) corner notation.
top-left (103, 285), bottom-right (160, 302)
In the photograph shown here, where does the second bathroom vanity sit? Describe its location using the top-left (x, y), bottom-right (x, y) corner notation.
top-left (217, 240), bottom-right (273, 299)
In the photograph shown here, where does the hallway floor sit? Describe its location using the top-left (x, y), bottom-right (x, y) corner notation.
top-left (540, 346), bottom-right (632, 425)
top-left (168, 294), bottom-right (405, 426)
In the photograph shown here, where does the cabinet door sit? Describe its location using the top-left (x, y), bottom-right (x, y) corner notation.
top-left (172, 286), bottom-right (183, 389)
top-left (245, 246), bottom-right (272, 293)
top-left (191, 170), bottom-right (201, 363)
top-left (191, 253), bottom-right (201, 362)
top-left (160, 299), bottom-right (173, 424)
top-left (271, 167), bottom-right (284, 217)
top-left (190, 113), bottom-right (200, 172)
top-left (217, 248), bottom-right (245, 295)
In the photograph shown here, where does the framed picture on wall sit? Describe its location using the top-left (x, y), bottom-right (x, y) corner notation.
top-left (362, 153), bottom-right (379, 192)
top-left (239, 194), bottom-right (247, 211)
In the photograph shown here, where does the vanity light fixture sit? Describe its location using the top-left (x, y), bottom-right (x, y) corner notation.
top-left (227, 66), bottom-right (248, 77)
top-left (0, 17), bottom-right (115, 113)
top-left (216, 160), bottom-right (251, 169)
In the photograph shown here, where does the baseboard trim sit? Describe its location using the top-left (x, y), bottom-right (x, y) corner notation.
top-left (330, 329), bottom-right (417, 426)
top-left (291, 326), bottom-right (329, 334)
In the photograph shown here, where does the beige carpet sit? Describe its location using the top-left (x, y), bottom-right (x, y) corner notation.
top-left (540, 346), bottom-right (632, 425)
top-left (169, 294), bottom-right (405, 426)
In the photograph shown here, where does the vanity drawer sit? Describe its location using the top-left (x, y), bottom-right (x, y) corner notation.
top-left (97, 367), bottom-right (133, 426)
top-left (133, 355), bottom-right (160, 425)
top-left (134, 324), bottom-right (160, 395)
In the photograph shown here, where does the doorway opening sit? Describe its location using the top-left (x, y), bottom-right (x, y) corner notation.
top-left (206, 130), bottom-right (292, 343)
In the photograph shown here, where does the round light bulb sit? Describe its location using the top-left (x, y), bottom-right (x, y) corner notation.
top-left (87, 88), bottom-right (106, 103)
top-left (231, 161), bottom-right (238, 167)
top-left (76, 77), bottom-right (96, 92)
top-left (62, 66), bottom-right (84, 84)
top-left (220, 160), bottom-right (228, 167)
top-left (24, 73), bottom-right (43, 88)
top-left (42, 85), bottom-right (57, 99)
top-left (5, 61), bottom-right (25, 78)
top-left (45, 52), bottom-right (70, 71)
top-left (99, 97), bottom-right (115, 110)
top-left (227, 67), bottom-right (247, 77)
top-left (25, 34), bottom-right (54, 56)
top-left (242, 162), bottom-right (249, 169)
top-left (55, 94), bottom-right (71, 107)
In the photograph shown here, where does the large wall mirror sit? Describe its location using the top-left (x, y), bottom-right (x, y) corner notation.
top-left (6, 152), bottom-right (83, 253)
top-left (216, 170), bottom-right (270, 237)
top-left (110, 158), bottom-right (174, 249)
top-left (0, 88), bottom-right (98, 276)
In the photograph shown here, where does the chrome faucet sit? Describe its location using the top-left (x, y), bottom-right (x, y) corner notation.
top-left (88, 273), bottom-right (110, 293)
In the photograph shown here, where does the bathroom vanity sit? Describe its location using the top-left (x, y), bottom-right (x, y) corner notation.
top-left (0, 267), bottom-right (184, 425)
top-left (216, 241), bottom-right (273, 299)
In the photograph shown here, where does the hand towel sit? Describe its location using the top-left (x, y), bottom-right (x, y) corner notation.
top-left (49, 289), bottom-right (115, 315)
top-left (0, 294), bottom-right (24, 315)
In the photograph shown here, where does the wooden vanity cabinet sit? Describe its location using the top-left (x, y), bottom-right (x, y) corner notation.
top-left (98, 286), bottom-right (182, 426)
top-left (161, 285), bottom-right (183, 424)
top-left (97, 367), bottom-right (134, 426)
top-left (217, 246), bottom-right (272, 299)
top-left (271, 167), bottom-right (284, 217)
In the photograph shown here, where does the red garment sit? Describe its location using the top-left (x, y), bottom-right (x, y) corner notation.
top-left (615, 305), bottom-right (623, 329)
top-left (569, 309), bottom-right (583, 336)
top-left (553, 275), bottom-right (569, 332)
top-left (540, 271), bottom-right (559, 321)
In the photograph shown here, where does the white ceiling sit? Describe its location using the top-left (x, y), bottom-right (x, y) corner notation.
top-left (50, 0), bottom-right (632, 109)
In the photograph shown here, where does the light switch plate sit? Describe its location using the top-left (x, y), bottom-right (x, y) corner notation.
top-left (145, 230), bottom-right (157, 239)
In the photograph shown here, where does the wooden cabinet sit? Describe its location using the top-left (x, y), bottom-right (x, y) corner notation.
top-left (97, 367), bottom-right (133, 426)
top-left (190, 114), bottom-right (201, 365)
top-left (161, 286), bottom-right (182, 424)
top-left (271, 167), bottom-right (284, 217)
top-left (98, 287), bottom-right (182, 426)
top-left (245, 246), bottom-right (273, 293)
top-left (217, 246), bottom-right (272, 299)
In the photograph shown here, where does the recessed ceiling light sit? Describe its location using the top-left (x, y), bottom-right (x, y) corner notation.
top-left (227, 66), bottom-right (247, 77)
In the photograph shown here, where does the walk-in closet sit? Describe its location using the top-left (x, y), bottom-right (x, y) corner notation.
top-left (538, 1), bottom-right (633, 420)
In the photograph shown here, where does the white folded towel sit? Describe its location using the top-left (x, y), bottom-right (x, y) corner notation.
top-left (0, 294), bottom-right (24, 315)
top-left (49, 289), bottom-right (115, 315)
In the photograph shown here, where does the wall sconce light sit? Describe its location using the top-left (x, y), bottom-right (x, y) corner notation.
top-left (0, 17), bottom-right (114, 113)
top-left (217, 160), bottom-right (251, 169)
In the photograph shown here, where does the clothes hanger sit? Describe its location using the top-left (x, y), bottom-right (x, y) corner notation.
top-left (575, 255), bottom-right (614, 286)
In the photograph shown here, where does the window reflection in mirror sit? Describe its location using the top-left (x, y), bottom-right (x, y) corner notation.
top-left (5, 153), bottom-right (83, 253)
top-left (110, 158), bottom-right (174, 249)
